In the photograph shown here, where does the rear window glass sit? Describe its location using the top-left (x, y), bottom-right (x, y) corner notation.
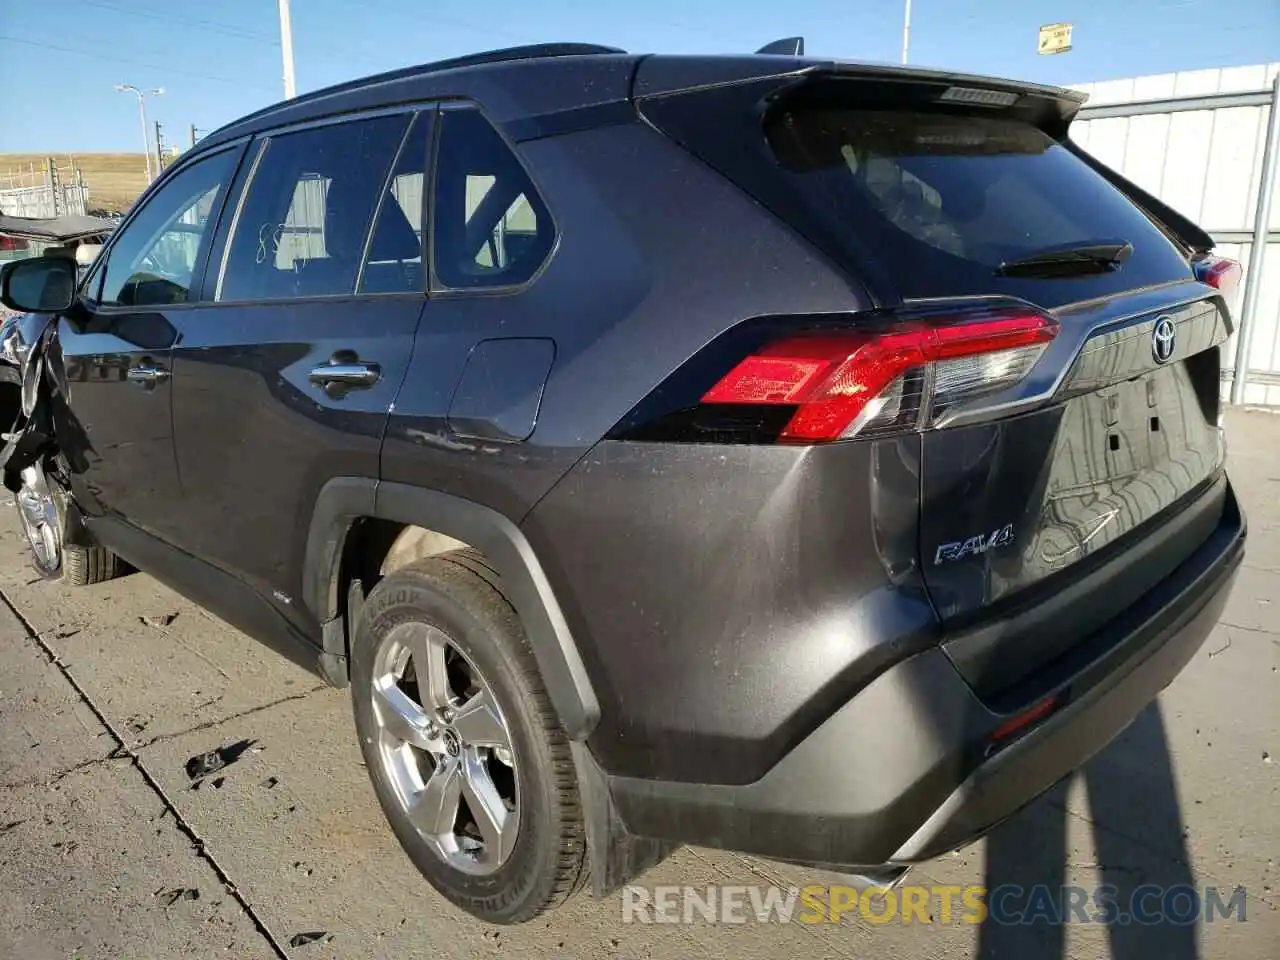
top-left (760, 108), bottom-right (1191, 302)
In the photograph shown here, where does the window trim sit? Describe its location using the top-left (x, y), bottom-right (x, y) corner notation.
top-left (426, 100), bottom-right (559, 298)
top-left (83, 139), bottom-right (250, 314)
top-left (211, 107), bottom-right (428, 305)
top-left (354, 110), bottom-right (428, 295)
top-left (212, 138), bottom-right (268, 302)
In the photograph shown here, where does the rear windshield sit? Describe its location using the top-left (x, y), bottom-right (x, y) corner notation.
top-left (763, 108), bottom-right (1191, 303)
top-left (642, 85), bottom-right (1194, 308)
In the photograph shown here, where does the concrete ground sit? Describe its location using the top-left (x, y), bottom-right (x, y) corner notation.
top-left (0, 410), bottom-right (1276, 960)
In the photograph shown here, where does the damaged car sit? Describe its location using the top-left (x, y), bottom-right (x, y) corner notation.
top-left (0, 41), bottom-right (1247, 925)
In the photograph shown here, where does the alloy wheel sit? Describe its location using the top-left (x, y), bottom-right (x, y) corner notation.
top-left (16, 464), bottom-right (61, 575)
top-left (369, 622), bottom-right (519, 875)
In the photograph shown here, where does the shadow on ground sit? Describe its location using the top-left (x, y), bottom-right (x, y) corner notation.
top-left (978, 703), bottom-right (1200, 959)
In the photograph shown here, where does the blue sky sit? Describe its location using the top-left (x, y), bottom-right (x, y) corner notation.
top-left (1, 0), bottom-right (1278, 152)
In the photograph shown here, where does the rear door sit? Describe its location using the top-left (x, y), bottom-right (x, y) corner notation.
top-left (639, 72), bottom-right (1232, 698)
top-left (754, 103), bottom-right (1229, 683)
top-left (168, 110), bottom-right (431, 633)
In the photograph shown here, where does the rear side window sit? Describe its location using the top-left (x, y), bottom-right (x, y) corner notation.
top-left (431, 108), bottom-right (553, 290)
top-left (642, 84), bottom-right (1193, 307)
top-left (219, 114), bottom-right (409, 301)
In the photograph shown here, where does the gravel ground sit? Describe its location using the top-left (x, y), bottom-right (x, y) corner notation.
top-left (0, 409), bottom-right (1276, 960)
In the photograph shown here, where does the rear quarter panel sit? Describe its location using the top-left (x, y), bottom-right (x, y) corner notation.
top-left (380, 119), bottom-right (868, 514)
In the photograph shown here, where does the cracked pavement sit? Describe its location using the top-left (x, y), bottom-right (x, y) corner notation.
top-left (0, 409), bottom-right (1276, 959)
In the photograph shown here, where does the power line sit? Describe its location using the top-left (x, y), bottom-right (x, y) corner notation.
top-left (70, 0), bottom-right (280, 45)
top-left (0, 35), bottom-right (278, 90)
top-left (355, 0), bottom-right (542, 46)
top-left (81, 0), bottom-right (389, 72)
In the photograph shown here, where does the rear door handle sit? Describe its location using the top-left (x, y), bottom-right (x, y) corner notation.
top-left (308, 361), bottom-right (381, 389)
top-left (127, 364), bottom-right (170, 387)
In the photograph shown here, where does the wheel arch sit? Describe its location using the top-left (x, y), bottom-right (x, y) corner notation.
top-left (304, 477), bottom-right (601, 741)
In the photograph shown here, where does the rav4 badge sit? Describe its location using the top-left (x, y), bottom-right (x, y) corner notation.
top-left (934, 524), bottom-right (1015, 565)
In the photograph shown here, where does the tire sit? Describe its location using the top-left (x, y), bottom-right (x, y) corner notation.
top-left (350, 550), bottom-right (587, 924)
top-left (61, 542), bottom-right (124, 586)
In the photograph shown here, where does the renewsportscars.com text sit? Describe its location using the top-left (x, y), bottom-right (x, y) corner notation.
top-left (621, 883), bottom-right (1249, 926)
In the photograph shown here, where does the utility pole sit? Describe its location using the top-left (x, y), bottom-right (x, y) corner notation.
top-left (190, 124), bottom-right (198, 148)
top-left (154, 121), bottom-right (166, 175)
top-left (115, 83), bottom-right (164, 183)
top-left (278, 0), bottom-right (297, 99)
top-left (47, 157), bottom-right (61, 216)
top-left (901, 0), bottom-right (912, 64)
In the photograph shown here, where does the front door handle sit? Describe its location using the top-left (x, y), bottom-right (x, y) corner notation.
top-left (308, 361), bottom-right (381, 389)
top-left (127, 364), bottom-right (170, 387)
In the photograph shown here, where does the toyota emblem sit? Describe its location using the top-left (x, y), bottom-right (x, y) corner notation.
top-left (1151, 316), bottom-right (1177, 364)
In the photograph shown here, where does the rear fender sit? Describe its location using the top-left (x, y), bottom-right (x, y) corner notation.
top-left (303, 477), bottom-right (601, 741)
top-left (305, 479), bottom-right (644, 894)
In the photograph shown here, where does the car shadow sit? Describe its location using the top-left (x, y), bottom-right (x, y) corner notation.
top-left (977, 703), bottom-right (1199, 959)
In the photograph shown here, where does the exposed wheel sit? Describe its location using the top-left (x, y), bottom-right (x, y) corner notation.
top-left (15, 461), bottom-right (123, 585)
top-left (16, 464), bottom-right (61, 579)
top-left (350, 551), bottom-right (587, 924)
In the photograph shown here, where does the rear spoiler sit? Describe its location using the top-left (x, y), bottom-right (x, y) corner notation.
top-left (640, 47), bottom-right (1217, 257)
top-left (1064, 141), bottom-right (1216, 254)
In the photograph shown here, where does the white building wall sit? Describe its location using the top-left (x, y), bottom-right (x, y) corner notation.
top-left (1070, 64), bottom-right (1280, 405)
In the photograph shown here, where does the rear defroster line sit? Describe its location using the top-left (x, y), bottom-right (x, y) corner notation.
top-left (0, 587), bottom-right (292, 960)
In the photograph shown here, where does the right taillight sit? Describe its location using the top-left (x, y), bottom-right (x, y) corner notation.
top-left (698, 308), bottom-right (1058, 443)
top-left (1194, 255), bottom-right (1242, 298)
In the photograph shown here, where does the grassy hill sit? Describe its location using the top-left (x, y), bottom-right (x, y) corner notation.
top-left (0, 153), bottom-right (151, 215)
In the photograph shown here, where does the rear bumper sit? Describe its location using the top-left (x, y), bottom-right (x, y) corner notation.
top-left (605, 481), bottom-right (1245, 871)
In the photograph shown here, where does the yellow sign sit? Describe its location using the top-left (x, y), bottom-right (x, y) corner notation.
top-left (1038, 22), bottom-right (1073, 55)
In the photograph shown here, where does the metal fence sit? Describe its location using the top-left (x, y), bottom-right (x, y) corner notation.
top-left (1071, 63), bottom-right (1280, 406)
top-left (0, 158), bottom-right (90, 218)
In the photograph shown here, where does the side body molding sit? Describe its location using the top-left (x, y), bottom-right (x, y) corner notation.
top-left (304, 477), bottom-right (601, 740)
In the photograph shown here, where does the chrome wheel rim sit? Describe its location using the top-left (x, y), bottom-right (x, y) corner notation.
top-left (370, 623), bottom-right (518, 875)
top-left (16, 465), bottom-right (60, 574)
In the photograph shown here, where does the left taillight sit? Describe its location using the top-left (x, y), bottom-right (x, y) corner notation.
top-left (609, 307), bottom-right (1060, 445)
top-left (702, 309), bottom-right (1058, 443)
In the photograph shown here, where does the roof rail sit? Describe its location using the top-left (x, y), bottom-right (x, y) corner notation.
top-left (756, 37), bottom-right (805, 56)
top-left (412, 42), bottom-right (627, 76)
top-left (281, 42), bottom-right (626, 107)
top-left (203, 43), bottom-right (626, 143)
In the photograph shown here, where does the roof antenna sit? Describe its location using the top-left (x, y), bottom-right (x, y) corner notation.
top-left (756, 37), bottom-right (804, 56)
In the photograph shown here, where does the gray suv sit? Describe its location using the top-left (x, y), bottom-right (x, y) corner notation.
top-left (0, 41), bottom-right (1246, 925)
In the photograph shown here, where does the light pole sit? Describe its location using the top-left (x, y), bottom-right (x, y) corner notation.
top-left (901, 0), bottom-right (912, 64)
top-left (278, 0), bottom-right (297, 99)
top-left (115, 83), bottom-right (164, 183)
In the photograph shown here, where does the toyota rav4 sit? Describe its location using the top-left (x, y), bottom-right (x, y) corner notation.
top-left (0, 41), bottom-right (1246, 925)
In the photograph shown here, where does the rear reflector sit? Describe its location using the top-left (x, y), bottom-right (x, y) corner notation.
top-left (1194, 256), bottom-right (1242, 298)
top-left (990, 694), bottom-right (1061, 742)
top-left (701, 310), bottom-right (1059, 442)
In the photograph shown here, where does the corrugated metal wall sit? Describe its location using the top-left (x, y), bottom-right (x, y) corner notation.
top-left (1070, 63), bottom-right (1280, 406)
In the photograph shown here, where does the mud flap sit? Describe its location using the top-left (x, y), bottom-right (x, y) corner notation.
top-left (570, 741), bottom-right (679, 898)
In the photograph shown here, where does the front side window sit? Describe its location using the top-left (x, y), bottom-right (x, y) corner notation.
top-left (219, 114), bottom-right (410, 301)
top-left (432, 107), bottom-right (553, 289)
top-left (98, 149), bottom-right (238, 307)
